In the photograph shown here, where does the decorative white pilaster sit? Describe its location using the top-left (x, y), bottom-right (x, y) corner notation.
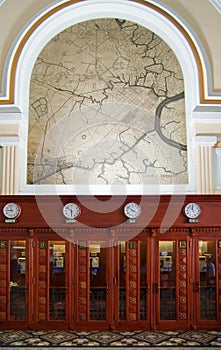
top-left (195, 136), bottom-right (217, 194)
top-left (214, 145), bottom-right (221, 191)
top-left (0, 145), bottom-right (19, 194)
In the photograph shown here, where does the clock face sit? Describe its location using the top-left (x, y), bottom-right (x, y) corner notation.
top-left (63, 203), bottom-right (81, 219)
top-left (184, 203), bottom-right (201, 219)
top-left (124, 202), bottom-right (141, 219)
top-left (3, 203), bottom-right (21, 219)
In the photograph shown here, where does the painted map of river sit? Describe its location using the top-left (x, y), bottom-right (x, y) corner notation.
top-left (28, 18), bottom-right (187, 186)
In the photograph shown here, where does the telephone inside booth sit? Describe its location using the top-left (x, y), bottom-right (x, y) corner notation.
top-left (90, 244), bottom-right (101, 276)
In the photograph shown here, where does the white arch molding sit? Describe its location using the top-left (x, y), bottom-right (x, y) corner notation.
top-left (0, 0), bottom-right (219, 195)
top-left (209, 0), bottom-right (221, 14)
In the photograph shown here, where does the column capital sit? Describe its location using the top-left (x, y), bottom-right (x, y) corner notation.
top-left (0, 136), bottom-right (20, 146)
top-left (194, 135), bottom-right (217, 146)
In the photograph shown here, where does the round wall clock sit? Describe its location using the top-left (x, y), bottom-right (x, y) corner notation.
top-left (124, 202), bottom-right (141, 219)
top-left (3, 203), bottom-right (21, 219)
top-left (184, 202), bottom-right (201, 219)
top-left (63, 202), bottom-right (81, 219)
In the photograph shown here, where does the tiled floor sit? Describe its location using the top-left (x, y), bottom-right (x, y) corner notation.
top-left (0, 329), bottom-right (221, 348)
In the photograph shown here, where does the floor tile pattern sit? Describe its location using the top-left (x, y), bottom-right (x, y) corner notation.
top-left (0, 329), bottom-right (221, 347)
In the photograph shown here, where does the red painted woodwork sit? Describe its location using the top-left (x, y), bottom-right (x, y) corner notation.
top-left (0, 194), bottom-right (220, 229)
top-left (0, 242), bottom-right (7, 321)
top-left (0, 195), bottom-right (221, 330)
top-left (38, 241), bottom-right (47, 322)
top-left (128, 242), bottom-right (138, 321)
top-left (77, 243), bottom-right (87, 322)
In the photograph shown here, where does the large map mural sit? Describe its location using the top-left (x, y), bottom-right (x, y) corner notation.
top-left (27, 18), bottom-right (187, 186)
